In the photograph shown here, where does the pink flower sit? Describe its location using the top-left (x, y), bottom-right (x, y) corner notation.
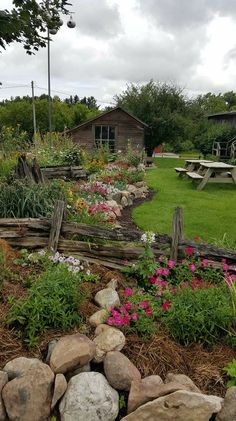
top-left (162, 300), bottom-right (171, 311)
top-left (124, 288), bottom-right (133, 297)
top-left (138, 300), bottom-right (149, 309)
top-left (145, 307), bottom-right (153, 316)
top-left (189, 263), bottom-right (196, 272)
top-left (167, 260), bottom-right (175, 268)
top-left (186, 247), bottom-right (193, 255)
top-left (156, 290), bottom-right (162, 296)
top-left (161, 280), bottom-right (168, 287)
top-left (131, 313), bottom-right (138, 321)
top-left (111, 309), bottom-right (121, 317)
top-left (181, 281), bottom-right (187, 289)
top-left (155, 268), bottom-right (163, 275)
top-left (149, 276), bottom-right (156, 284)
top-left (125, 302), bottom-right (133, 310)
top-left (154, 278), bottom-right (162, 286)
top-left (162, 268), bottom-right (170, 277)
top-left (107, 317), bottom-right (115, 325)
top-left (120, 306), bottom-right (129, 316)
top-left (201, 259), bottom-right (209, 268)
top-left (222, 263), bottom-right (229, 271)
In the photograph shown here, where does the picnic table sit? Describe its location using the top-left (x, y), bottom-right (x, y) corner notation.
top-left (175, 159), bottom-right (212, 177)
top-left (187, 162), bottom-right (236, 191)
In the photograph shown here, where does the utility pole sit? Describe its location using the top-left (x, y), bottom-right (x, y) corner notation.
top-left (31, 80), bottom-right (37, 142)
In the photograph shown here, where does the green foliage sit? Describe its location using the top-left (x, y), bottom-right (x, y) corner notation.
top-left (0, 1), bottom-right (70, 54)
top-left (61, 145), bottom-right (85, 166)
top-left (224, 359), bottom-right (236, 387)
top-left (6, 264), bottom-right (93, 347)
top-left (124, 142), bottom-right (145, 167)
top-left (163, 285), bottom-right (232, 345)
top-left (124, 244), bottom-right (157, 289)
top-left (195, 122), bottom-right (236, 156)
top-left (0, 180), bottom-right (65, 218)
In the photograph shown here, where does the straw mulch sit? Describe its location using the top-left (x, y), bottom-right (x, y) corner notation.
top-left (123, 331), bottom-right (236, 397)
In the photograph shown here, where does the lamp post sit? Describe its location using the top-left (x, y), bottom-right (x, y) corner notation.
top-left (47, 7), bottom-right (76, 145)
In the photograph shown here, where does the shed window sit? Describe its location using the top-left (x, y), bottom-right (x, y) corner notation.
top-left (94, 125), bottom-right (116, 152)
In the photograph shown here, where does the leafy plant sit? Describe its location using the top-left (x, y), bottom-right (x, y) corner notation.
top-left (6, 264), bottom-right (95, 347)
top-left (163, 285), bottom-right (232, 345)
top-left (224, 359), bottom-right (236, 387)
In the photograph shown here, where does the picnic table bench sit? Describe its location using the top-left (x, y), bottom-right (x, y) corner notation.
top-left (186, 172), bottom-right (203, 180)
top-left (174, 167), bottom-right (188, 177)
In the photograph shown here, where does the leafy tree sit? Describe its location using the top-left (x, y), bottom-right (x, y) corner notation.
top-left (0, 0), bottom-right (70, 54)
top-left (195, 122), bottom-right (236, 156)
top-left (115, 80), bottom-right (188, 154)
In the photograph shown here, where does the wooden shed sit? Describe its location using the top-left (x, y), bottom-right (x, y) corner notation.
top-left (66, 106), bottom-right (148, 153)
top-left (208, 111), bottom-right (236, 128)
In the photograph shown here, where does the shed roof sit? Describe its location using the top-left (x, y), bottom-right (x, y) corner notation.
top-left (66, 106), bottom-right (148, 133)
top-left (208, 111), bottom-right (236, 118)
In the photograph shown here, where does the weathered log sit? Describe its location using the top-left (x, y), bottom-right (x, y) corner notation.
top-left (48, 200), bottom-right (65, 252)
top-left (170, 207), bottom-right (183, 261)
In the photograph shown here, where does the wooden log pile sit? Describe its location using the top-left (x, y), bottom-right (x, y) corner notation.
top-left (40, 165), bottom-right (87, 180)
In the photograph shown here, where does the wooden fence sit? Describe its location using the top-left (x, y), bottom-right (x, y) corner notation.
top-left (40, 165), bottom-right (87, 180)
top-left (0, 201), bottom-right (236, 269)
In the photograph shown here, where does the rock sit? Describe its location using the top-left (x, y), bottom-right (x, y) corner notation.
top-left (66, 363), bottom-right (91, 381)
top-left (2, 364), bottom-right (54, 421)
top-left (95, 323), bottom-right (111, 336)
top-left (106, 279), bottom-right (118, 290)
top-left (89, 309), bottom-right (109, 327)
top-left (3, 357), bottom-right (45, 380)
top-left (216, 386), bottom-right (236, 421)
top-left (111, 192), bottom-right (122, 205)
top-left (0, 371), bottom-right (8, 421)
top-left (127, 380), bottom-right (195, 413)
top-left (93, 326), bottom-right (126, 363)
top-left (45, 339), bottom-right (58, 364)
top-left (141, 375), bottom-right (163, 387)
top-left (59, 372), bottom-right (119, 421)
top-left (122, 390), bottom-right (223, 421)
top-left (50, 333), bottom-right (96, 374)
top-left (94, 288), bottom-right (120, 310)
top-left (106, 200), bottom-right (121, 217)
top-left (127, 196), bottom-right (133, 206)
top-left (127, 185), bottom-right (137, 194)
top-left (51, 373), bottom-right (67, 409)
top-left (120, 191), bottom-right (130, 199)
top-left (135, 181), bottom-right (145, 188)
top-left (165, 372), bottom-right (201, 393)
top-left (104, 351), bottom-right (141, 391)
top-left (121, 196), bottom-right (128, 207)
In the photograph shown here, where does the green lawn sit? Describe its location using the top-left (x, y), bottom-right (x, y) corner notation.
top-left (133, 158), bottom-right (236, 247)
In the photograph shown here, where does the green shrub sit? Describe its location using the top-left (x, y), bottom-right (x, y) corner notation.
top-left (6, 264), bottom-right (93, 347)
top-left (61, 145), bottom-right (85, 166)
top-left (163, 285), bottom-right (232, 345)
top-left (224, 359), bottom-right (236, 387)
top-left (0, 180), bottom-right (65, 218)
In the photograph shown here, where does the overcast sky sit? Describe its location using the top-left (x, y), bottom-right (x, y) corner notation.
top-left (1, 0), bottom-right (236, 107)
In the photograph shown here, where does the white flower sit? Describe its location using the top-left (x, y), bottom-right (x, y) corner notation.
top-left (141, 231), bottom-right (155, 244)
top-left (38, 249), bottom-right (46, 256)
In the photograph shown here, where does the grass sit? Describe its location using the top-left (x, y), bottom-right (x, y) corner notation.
top-left (133, 158), bottom-right (236, 246)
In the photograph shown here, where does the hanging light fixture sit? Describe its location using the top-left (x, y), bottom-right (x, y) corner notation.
top-left (67, 15), bottom-right (76, 28)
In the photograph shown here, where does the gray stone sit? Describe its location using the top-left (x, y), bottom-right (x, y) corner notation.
top-left (216, 386), bottom-right (236, 421)
top-left (93, 326), bottom-right (126, 363)
top-left (0, 371), bottom-right (8, 421)
top-left (106, 279), bottom-right (118, 290)
top-left (59, 372), bottom-right (119, 421)
top-left (45, 339), bottom-right (58, 364)
top-left (2, 364), bottom-right (54, 421)
top-left (94, 288), bottom-right (120, 310)
top-left (66, 363), bottom-right (91, 381)
top-left (51, 373), bottom-right (67, 409)
top-left (50, 333), bottom-right (96, 374)
top-left (122, 390), bottom-right (223, 421)
top-left (3, 357), bottom-right (45, 380)
top-left (104, 351), bottom-right (141, 391)
top-left (121, 196), bottom-right (128, 207)
top-left (89, 309), bottom-right (109, 327)
top-left (141, 375), bottom-right (163, 388)
top-left (165, 372), bottom-right (201, 393)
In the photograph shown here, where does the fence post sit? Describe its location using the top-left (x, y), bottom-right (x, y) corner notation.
top-left (48, 200), bottom-right (65, 252)
top-left (170, 207), bottom-right (183, 262)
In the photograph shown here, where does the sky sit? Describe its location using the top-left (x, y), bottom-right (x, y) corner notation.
top-left (1, 0), bottom-right (236, 107)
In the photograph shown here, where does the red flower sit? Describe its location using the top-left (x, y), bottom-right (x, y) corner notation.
top-left (162, 300), bottom-right (171, 311)
top-left (186, 247), bottom-right (193, 255)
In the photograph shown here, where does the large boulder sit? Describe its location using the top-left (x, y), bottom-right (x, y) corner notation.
top-left (2, 364), bottom-right (54, 421)
top-left (216, 386), bottom-right (236, 421)
top-left (59, 372), bottom-right (119, 421)
top-left (104, 351), bottom-right (141, 391)
top-left (94, 288), bottom-right (120, 310)
top-left (127, 379), bottom-right (195, 413)
top-left (122, 390), bottom-right (223, 421)
top-left (50, 333), bottom-right (96, 374)
top-left (0, 371), bottom-right (8, 421)
top-left (165, 372), bottom-right (201, 393)
top-left (93, 326), bottom-right (126, 363)
top-left (3, 357), bottom-right (44, 380)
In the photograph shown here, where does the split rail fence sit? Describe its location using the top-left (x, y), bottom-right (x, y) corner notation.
top-left (0, 201), bottom-right (236, 269)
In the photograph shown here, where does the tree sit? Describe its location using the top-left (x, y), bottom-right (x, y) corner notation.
top-left (115, 80), bottom-right (188, 154)
top-left (0, 0), bottom-right (70, 54)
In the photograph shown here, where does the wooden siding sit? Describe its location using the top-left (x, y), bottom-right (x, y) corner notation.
top-left (208, 114), bottom-right (236, 128)
top-left (69, 108), bottom-right (145, 152)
